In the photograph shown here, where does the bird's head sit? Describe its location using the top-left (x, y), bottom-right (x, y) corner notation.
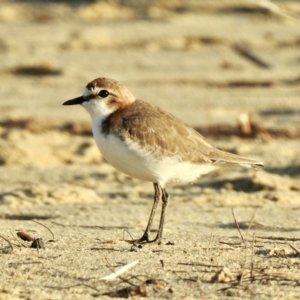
top-left (63, 77), bottom-right (135, 119)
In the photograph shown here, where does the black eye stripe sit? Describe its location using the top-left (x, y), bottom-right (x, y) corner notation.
top-left (98, 90), bottom-right (109, 98)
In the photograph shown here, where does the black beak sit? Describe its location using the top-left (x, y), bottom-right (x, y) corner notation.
top-left (62, 96), bottom-right (85, 106)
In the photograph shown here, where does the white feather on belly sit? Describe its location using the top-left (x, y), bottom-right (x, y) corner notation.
top-left (92, 118), bottom-right (218, 187)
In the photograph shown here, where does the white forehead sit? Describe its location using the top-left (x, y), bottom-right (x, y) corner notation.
top-left (83, 86), bottom-right (102, 97)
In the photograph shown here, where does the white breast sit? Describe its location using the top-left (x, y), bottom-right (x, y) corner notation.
top-left (92, 117), bottom-right (218, 187)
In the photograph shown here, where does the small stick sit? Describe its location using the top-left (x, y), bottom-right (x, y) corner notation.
top-left (245, 208), bottom-right (259, 243)
top-left (33, 220), bottom-right (55, 240)
top-left (256, 236), bottom-right (300, 242)
top-left (238, 209), bottom-right (259, 285)
top-left (207, 232), bottom-right (214, 252)
top-left (178, 262), bottom-right (223, 268)
top-left (160, 259), bottom-right (164, 268)
top-left (219, 241), bottom-right (242, 246)
top-left (232, 209), bottom-right (246, 246)
top-left (123, 229), bottom-right (134, 241)
top-left (0, 234), bottom-right (13, 251)
top-left (246, 0), bottom-right (300, 22)
top-left (287, 243), bottom-right (300, 254)
top-left (234, 43), bottom-right (272, 69)
top-left (101, 260), bottom-right (139, 281)
top-left (44, 283), bottom-right (101, 292)
top-left (250, 233), bottom-right (256, 282)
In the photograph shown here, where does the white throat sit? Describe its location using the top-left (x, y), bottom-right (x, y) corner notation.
top-left (81, 87), bottom-right (114, 120)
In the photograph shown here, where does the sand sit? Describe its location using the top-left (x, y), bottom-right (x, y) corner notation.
top-left (0, 0), bottom-right (300, 299)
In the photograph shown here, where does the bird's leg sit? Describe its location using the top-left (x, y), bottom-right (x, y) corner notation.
top-left (153, 187), bottom-right (169, 244)
top-left (138, 183), bottom-right (161, 243)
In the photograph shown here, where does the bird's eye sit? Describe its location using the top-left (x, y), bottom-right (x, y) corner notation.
top-left (98, 90), bottom-right (109, 98)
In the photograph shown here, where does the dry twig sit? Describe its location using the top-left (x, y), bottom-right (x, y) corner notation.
top-left (232, 209), bottom-right (246, 246)
top-left (234, 43), bottom-right (272, 69)
top-left (247, 0), bottom-right (300, 22)
top-left (0, 234), bottom-right (13, 251)
top-left (33, 220), bottom-right (55, 240)
top-left (101, 260), bottom-right (139, 281)
top-left (287, 243), bottom-right (300, 255)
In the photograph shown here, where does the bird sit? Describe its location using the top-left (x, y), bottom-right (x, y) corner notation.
top-left (63, 77), bottom-right (263, 244)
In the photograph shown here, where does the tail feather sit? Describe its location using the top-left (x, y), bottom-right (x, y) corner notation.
top-left (210, 149), bottom-right (264, 169)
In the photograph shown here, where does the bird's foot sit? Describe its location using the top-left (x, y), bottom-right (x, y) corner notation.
top-left (126, 232), bottom-right (162, 245)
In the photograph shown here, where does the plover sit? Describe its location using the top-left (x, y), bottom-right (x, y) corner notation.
top-left (63, 77), bottom-right (263, 244)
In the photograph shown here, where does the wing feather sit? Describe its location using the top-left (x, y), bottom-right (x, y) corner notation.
top-left (102, 100), bottom-right (263, 168)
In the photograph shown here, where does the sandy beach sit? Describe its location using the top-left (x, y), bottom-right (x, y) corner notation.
top-left (0, 1), bottom-right (300, 299)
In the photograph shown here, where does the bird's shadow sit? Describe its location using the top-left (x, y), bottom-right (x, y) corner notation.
top-left (265, 165), bottom-right (300, 178)
top-left (175, 176), bottom-right (262, 193)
